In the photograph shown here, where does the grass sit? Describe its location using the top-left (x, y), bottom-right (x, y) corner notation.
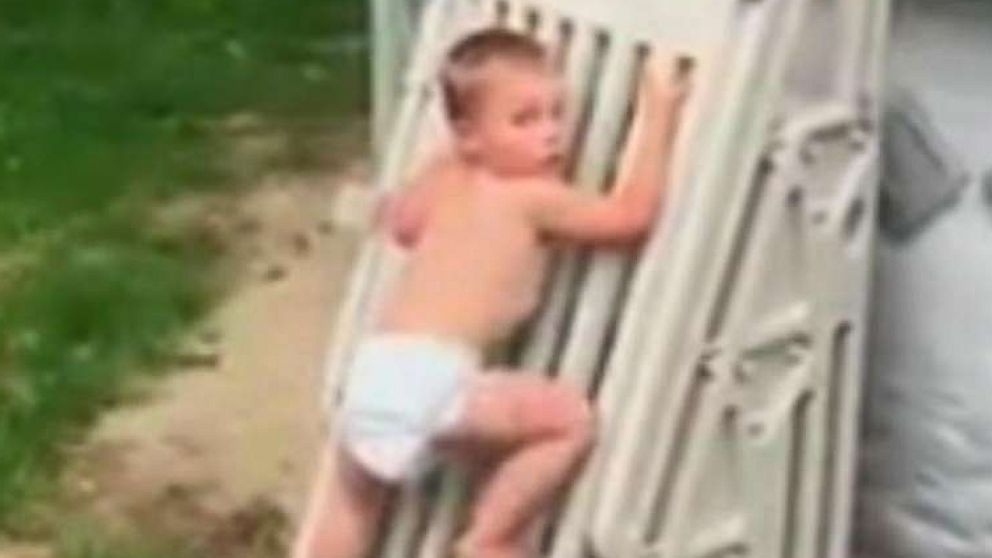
top-left (55, 520), bottom-right (203, 558)
top-left (51, 505), bottom-right (286, 558)
top-left (0, 0), bottom-right (368, 535)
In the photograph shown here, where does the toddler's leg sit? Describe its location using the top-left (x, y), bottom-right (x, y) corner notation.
top-left (438, 373), bottom-right (595, 558)
top-left (292, 443), bottom-right (392, 558)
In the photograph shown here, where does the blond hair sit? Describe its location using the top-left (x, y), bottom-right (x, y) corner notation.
top-left (441, 28), bottom-right (549, 123)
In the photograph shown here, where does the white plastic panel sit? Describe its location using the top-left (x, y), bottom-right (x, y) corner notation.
top-left (588, 1), bottom-right (887, 556)
top-left (331, 1), bottom-right (889, 556)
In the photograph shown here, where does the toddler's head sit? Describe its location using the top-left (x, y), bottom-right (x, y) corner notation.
top-left (442, 28), bottom-right (564, 177)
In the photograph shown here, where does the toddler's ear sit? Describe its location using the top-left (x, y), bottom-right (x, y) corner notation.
top-left (451, 115), bottom-right (473, 138)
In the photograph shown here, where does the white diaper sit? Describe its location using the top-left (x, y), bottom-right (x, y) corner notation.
top-left (339, 334), bottom-right (479, 483)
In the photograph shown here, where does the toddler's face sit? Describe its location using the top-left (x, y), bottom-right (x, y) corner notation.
top-left (458, 63), bottom-right (565, 178)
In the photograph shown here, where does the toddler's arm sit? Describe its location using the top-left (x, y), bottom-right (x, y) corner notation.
top-left (531, 53), bottom-right (690, 244)
top-left (378, 153), bottom-right (454, 248)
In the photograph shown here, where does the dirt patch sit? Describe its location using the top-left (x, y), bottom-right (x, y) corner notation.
top-left (0, 545), bottom-right (49, 558)
top-left (50, 163), bottom-right (370, 553)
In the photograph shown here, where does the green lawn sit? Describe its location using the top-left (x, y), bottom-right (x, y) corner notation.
top-left (54, 521), bottom-right (203, 558)
top-left (0, 0), bottom-right (367, 535)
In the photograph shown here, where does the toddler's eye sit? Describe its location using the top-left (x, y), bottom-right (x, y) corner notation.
top-left (512, 108), bottom-right (538, 126)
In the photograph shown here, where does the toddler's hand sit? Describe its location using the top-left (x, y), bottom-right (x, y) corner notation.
top-left (640, 51), bottom-right (692, 107)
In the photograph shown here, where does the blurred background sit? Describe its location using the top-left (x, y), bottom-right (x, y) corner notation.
top-left (0, 0), bottom-right (368, 556)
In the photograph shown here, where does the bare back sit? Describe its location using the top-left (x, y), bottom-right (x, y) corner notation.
top-left (379, 161), bottom-right (550, 346)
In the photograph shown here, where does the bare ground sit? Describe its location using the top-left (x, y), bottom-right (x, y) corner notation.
top-left (44, 163), bottom-right (369, 556)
